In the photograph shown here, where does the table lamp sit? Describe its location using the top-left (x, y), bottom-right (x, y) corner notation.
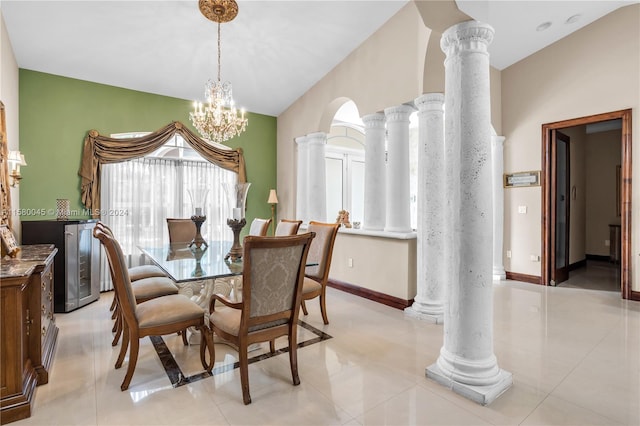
top-left (268, 189), bottom-right (278, 235)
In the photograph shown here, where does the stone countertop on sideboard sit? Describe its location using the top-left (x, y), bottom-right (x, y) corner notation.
top-left (1, 244), bottom-right (58, 279)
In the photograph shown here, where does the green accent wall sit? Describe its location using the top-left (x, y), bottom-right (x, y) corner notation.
top-left (19, 70), bottom-right (276, 235)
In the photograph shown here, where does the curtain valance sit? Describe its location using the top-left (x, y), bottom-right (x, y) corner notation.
top-left (79, 121), bottom-right (246, 217)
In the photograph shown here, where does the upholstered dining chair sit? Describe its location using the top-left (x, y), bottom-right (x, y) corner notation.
top-left (94, 222), bottom-right (179, 346)
top-left (96, 222), bottom-right (167, 283)
top-left (300, 221), bottom-right (340, 325)
top-left (274, 219), bottom-right (303, 236)
top-left (208, 232), bottom-right (315, 405)
top-left (94, 227), bottom-right (213, 391)
top-left (166, 218), bottom-right (196, 243)
top-left (248, 217), bottom-right (271, 236)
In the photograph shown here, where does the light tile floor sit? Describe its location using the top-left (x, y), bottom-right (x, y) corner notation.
top-left (13, 265), bottom-right (640, 425)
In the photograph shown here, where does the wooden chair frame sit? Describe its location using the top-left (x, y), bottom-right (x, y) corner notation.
top-left (301, 221), bottom-right (340, 324)
top-left (94, 222), bottom-right (178, 346)
top-left (95, 227), bottom-right (213, 391)
top-left (208, 233), bottom-right (315, 404)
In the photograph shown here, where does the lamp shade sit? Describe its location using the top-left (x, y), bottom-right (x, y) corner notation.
top-left (267, 189), bottom-right (278, 204)
top-left (7, 151), bottom-right (27, 166)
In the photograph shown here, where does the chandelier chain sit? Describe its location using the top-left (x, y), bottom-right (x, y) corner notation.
top-left (217, 22), bottom-right (221, 83)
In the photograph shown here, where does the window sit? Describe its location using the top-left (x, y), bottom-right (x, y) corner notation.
top-left (99, 134), bottom-right (236, 289)
top-left (325, 126), bottom-right (365, 223)
top-left (324, 101), bottom-right (418, 230)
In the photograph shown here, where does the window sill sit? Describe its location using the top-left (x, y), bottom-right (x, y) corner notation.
top-left (300, 224), bottom-right (416, 240)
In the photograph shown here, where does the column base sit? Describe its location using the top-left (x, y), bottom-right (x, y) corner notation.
top-left (426, 362), bottom-right (512, 406)
top-left (492, 267), bottom-right (506, 281)
top-left (404, 303), bottom-right (444, 324)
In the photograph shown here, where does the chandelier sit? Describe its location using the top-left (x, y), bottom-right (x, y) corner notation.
top-left (190, 0), bottom-right (248, 144)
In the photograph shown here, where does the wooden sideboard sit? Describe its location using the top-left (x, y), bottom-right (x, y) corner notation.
top-left (1, 245), bottom-right (58, 424)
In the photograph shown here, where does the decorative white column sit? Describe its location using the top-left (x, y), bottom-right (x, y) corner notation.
top-left (306, 132), bottom-right (327, 222)
top-left (492, 134), bottom-right (506, 281)
top-left (384, 104), bottom-right (415, 233)
top-left (295, 135), bottom-right (309, 224)
top-left (362, 113), bottom-right (387, 231)
top-left (426, 21), bottom-right (512, 406)
top-left (405, 93), bottom-right (445, 323)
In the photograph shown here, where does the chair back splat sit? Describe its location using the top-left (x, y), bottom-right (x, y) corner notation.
top-left (248, 218), bottom-right (271, 236)
top-left (274, 219), bottom-right (303, 236)
top-left (208, 232), bottom-right (315, 404)
top-left (166, 218), bottom-right (196, 244)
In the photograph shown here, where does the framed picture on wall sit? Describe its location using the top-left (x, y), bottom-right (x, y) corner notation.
top-left (0, 224), bottom-right (20, 257)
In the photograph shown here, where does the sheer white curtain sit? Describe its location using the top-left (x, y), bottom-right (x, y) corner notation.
top-left (99, 156), bottom-right (236, 290)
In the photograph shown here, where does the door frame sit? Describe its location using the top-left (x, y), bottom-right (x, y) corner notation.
top-left (541, 109), bottom-right (632, 299)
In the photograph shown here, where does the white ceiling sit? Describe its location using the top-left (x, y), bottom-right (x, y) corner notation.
top-left (457, 0), bottom-right (639, 70)
top-left (2, 1), bottom-right (637, 117)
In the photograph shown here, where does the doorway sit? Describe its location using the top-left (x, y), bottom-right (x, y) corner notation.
top-left (541, 109), bottom-right (632, 299)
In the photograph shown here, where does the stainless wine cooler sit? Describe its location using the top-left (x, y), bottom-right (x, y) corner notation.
top-left (22, 220), bottom-right (101, 312)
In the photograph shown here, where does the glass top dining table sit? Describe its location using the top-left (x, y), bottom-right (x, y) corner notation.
top-left (138, 241), bottom-right (241, 283)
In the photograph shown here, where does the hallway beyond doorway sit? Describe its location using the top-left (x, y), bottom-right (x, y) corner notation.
top-left (559, 260), bottom-right (620, 292)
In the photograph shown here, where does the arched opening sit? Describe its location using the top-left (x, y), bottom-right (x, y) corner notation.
top-left (326, 100), bottom-right (365, 224)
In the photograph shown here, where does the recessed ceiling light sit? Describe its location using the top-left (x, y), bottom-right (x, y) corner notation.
top-left (536, 21), bottom-right (552, 32)
top-left (566, 14), bottom-right (582, 24)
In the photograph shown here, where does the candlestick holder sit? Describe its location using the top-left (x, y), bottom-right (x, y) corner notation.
top-left (222, 182), bottom-right (251, 260)
top-left (190, 245), bottom-right (208, 277)
top-left (225, 218), bottom-right (246, 261)
top-left (189, 215), bottom-right (208, 249)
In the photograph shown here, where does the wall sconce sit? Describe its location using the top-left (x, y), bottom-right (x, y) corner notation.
top-left (267, 189), bottom-right (279, 235)
top-left (7, 150), bottom-right (27, 187)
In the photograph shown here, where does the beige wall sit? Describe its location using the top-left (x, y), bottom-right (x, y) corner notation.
top-left (277, 2), bottom-right (429, 221)
top-left (1, 11), bottom-right (21, 237)
top-left (501, 4), bottom-right (639, 290)
top-left (330, 232), bottom-right (417, 301)
top-left (585, 129), bottom-right (622, 256)
top-left (277, 2), bottom-right (638, 294)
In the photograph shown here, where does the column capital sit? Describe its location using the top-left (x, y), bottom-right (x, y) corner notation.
top-left (384, 104), bottom-right (415, 123)
top-left (306, 132), bottom-right (327, 146)
top-left (362, 112), bottom-right (386, 129)
top-left (415, 93), bottom-right (445, 113)
top-left (295, 135), bottom-right (308, 145)
top-left (441, 21), bottom-right (494, 57)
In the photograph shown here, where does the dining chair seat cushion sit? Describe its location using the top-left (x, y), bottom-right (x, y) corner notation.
top-left (210, 306), bottom-right (242, 336)
top-left (136, 294), bottom-right (205, 328)
top-left (133, 277), bottom-right (179, 302)
top-left (129, 265), bottom-right (166, 281)
top-left (210, 304), bottom-right (289, 337)
top-left (301, 276), bottom-right (322, 295)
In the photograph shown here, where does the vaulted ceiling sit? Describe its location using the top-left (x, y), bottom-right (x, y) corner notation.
top-left (2, 1), bottom-right (636, 116)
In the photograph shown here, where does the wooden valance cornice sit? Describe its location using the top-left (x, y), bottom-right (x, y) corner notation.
top-left (79, 121), bottom-right (246, 217)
